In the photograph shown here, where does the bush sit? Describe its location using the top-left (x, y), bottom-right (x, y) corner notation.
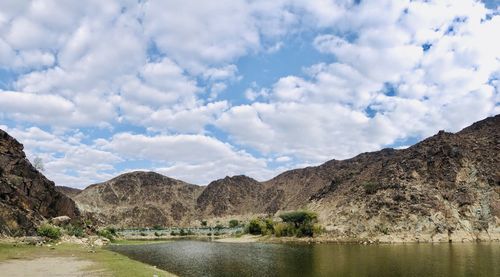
top-left (363, 182), bottom-right (382, 194)
top-left (278, 211), bottom-right (322, 238)
top-left (98, 228), bottom-right (117, 241)
top-left (154, 231), bottom-right (162, 237)
top-left (214, 224), bottom-right (224, 230)
top-left (247, 219), bottom-right (264, 235)
top-left (207, 232), bottom-right (212, 236)
top-left (37, 224), bottom-right (62, 240)
top-left (153, 225), bottom-right (163, 230)
top-left (65, 224), bottom-right (84, 238)
top-left (229, 219), bottom-right (239, 228)
top-left (274, 222), bottom-right (291, 237)
top-left (179, 229), bottom-right (187, 236)
top-left (170, 231), bottom-right (177, 236)
top-left (279, 211), bottom-right (318, 228)
top-left (201, 220), bottom-right (208, 227)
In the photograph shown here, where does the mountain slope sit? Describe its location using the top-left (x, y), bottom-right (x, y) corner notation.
top-left (0, 130), bottom-right (80, 236)
top-left (56, 186), bottom-right (82, 198)
top-left (74, 171), bottom-right (204, 226)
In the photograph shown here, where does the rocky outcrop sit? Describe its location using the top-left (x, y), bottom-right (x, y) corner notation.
top-left (0, 130), bottom-right (79, 236)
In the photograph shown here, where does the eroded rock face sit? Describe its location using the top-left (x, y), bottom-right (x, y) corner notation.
top-left (0, 130), bottom-right (79, 236)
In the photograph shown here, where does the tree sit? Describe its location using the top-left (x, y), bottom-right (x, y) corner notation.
top-left (33, 157), bottom-right (45, 172)
top-left (279, 211), bottom-right (318, 228)
top-left (229, 219), bottom-right (239, 228)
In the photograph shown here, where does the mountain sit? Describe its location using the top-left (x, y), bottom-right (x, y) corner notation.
top-left (56, 186), bottom-right (82, 198)
top-left (0, 130), bottom-right (80, 236)
top-left (52, 115), bottom-right (500, 241)
top-left (305, 114), bottom-right (500, 241)
top-left (196, 175), bottom-right (263, 217)
top-left (73, 171), bottom-right (204, 226)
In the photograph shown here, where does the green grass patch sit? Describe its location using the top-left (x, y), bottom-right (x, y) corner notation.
top-left (0, 243), bottom-right (174, 276)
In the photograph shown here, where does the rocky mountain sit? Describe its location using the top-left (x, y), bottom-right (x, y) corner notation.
top-left (196, 175), bottom-right (263, 217)
top-left (305, 114), bottom-right (500, 242)
top-left (73, 171), bottom-right (204, 227)
top-left (57, 115), bottom-right (500, 241)
top-left (56, 186), bottom-right (82, 198)
top-left (0, 130), bottom-right (80, 236)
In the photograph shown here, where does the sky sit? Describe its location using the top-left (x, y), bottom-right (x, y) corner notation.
top-left (0, 0), bottom-right (499, 188)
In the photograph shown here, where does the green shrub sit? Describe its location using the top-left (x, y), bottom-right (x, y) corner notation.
top-left (179, 229), bottom-right (187, 236)
top-left (363, 182), bottom-right (382, 194)
top-left (207, 232), bottom-right (212, 236)
top-left (312, 224), bottom-right (325, 236)
top-left (37, 224), bottom-right (62, 240)
top-left (279, 211), bottom-right (318, 227)
top-left (154, 231), bottom-right (162, 237)
top-left (98, 229), bottom-right (117, 242)
top-left (246, 219), bottom-right (264, 235)
top-left (278, 211), bottom-right (322, 238)
top-left (214, 224), bottom-right (224, 230)
top-left (65, 224), bottom-right (84, 238)
top-left (229, 219), bottom-right (239, 228)
top-left (274, 222), bottom-right (294, 237)
top-left (153, 225), bottom-right (163, 230)
top-left (170, 231), bottom-right (177, 236)
top-left (201, 220), bottom-right (208, 227)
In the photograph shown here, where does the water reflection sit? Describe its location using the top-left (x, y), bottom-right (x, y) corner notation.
top-left (108, 241), bottom-right (500, 277)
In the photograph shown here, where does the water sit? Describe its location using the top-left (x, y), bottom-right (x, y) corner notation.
top-left (108, 241), bottom-right (500, 277)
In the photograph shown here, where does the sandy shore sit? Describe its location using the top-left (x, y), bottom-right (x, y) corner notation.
top-left (0, 257), bottom-right (100, 277)
top-left (215, 235), bottom-right (261, 243)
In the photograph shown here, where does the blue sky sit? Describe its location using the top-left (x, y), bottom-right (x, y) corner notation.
top-left (0, 0), bottom-right (499, 187)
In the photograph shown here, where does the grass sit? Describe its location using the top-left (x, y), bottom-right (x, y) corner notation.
top-left (0, 242), bottom-right (175, 276)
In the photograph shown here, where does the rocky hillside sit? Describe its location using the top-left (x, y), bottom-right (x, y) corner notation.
top-left (305, 114), bottom-right (500, 242)
top-left (196, 175), bottom-right (263, 217)
top-left (0, 130), bottom-right (80, 236)
top-left (68, 115), bottom-right (500, 241)
top-left (56, 186), bottom-right (82, 198)
top-left (73, 171), bottom-right (204, 227)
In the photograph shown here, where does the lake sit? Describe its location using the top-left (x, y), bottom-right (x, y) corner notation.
top-left (108, 240), bottom-right (500, 277)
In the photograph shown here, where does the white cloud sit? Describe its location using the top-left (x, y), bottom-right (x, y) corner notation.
top-left (2, 126), bottom-right (121, 188)
top-left (99, 132), bottom-right (273, 184)
top-left (0, 0), bottom-right (498, 188)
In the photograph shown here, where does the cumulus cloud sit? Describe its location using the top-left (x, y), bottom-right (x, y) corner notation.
top-left (2, 126), bottom-right (121, 188)
top-left (99, 132), bottom-right (274, 184)
top-left (0, 0), bottom-right (498, 187)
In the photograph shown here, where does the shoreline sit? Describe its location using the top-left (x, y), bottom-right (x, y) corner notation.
top-left (0, 240), bottom-right (176, 276)
top-left (114, 231), bottom-right (500, 245)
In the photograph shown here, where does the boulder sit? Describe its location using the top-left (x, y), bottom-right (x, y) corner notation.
top-left (51, 216), bottom-right (71, 226)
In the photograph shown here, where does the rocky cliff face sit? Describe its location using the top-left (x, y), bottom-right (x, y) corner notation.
top-left (66, 115), bottom-right (500, 241)
top-left (0, 130), bottom-right (80, 236)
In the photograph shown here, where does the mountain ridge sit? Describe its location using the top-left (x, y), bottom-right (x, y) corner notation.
top-left (37, 115), bottom-right (500, 241)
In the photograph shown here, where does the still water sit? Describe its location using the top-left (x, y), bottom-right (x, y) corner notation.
top-left (108, 240), bottom-right (500, 277)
